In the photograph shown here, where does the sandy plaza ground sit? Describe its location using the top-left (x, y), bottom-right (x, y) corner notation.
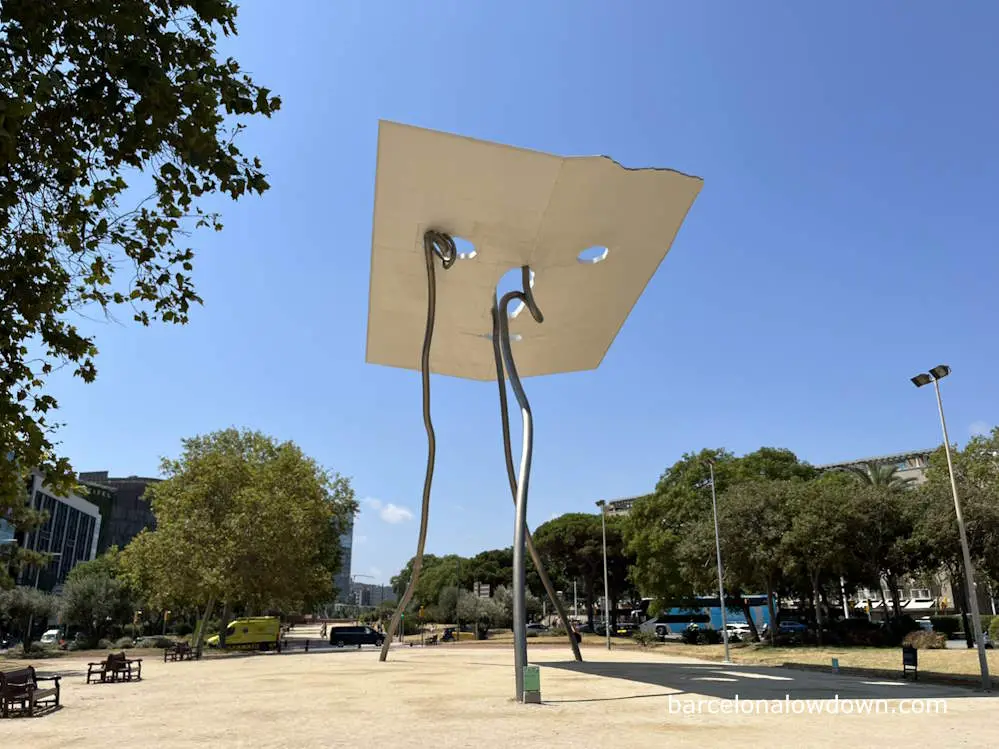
top-left (3, 635), bottom-right (998, 748)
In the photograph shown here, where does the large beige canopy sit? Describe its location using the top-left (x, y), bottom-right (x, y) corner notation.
top-left (365, 121), bottom-right (703, 381)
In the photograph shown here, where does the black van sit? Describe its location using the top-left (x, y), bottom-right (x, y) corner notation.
top-left (329, 625), bottom-right (385, 648)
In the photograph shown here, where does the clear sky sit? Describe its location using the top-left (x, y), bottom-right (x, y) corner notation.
top-left (49, 2), bottom-right (998, 584)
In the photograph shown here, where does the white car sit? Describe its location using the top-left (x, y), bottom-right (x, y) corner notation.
top-left (725, 622), bottom-right (752, 636)
top-left (39, 628), bottom-right (62, 645)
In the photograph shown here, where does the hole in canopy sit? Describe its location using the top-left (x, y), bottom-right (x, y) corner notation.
top-left (496, 266), bottom-right (537, 319)
top-left (454, 237), bottom-right (477, 260)
top-left (577, 246), bottom-right (609, 264)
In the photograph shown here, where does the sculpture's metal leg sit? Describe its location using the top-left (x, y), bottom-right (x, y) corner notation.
top-left (492, 298), bottom-right (582, 664)
top-left (379, 231), bottom-right (455, 662)
top-left (496, 267), bottom-right (549, 701)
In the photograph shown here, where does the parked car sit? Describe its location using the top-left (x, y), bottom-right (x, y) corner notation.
top-left (916, 617), bottom-right (933, 632)
top-left (525, 623), bottom-right (548, 637)
top-left (725, 622), bottom-right (752, 640)
top-left (39, 628), bottom-right (62, 646)
top-left (613, 622), bottom-right (638, 637)
top-left (777, 620), bottom-right (808, 634)
top-left (330, 625), bottom-right (385, 648)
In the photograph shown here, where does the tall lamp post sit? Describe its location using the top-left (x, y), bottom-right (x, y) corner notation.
top-left (595, 501), bottom-right (612, 651)
top-left (350, 573), bottom-right (373, 621)
top-left (911, 364), bottom-right (991, 691)
top-left (705, 460), bottom-right (731, 664)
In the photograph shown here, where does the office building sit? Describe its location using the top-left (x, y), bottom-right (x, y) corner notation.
top-left (815, 448), bottom-right (934, 485)
top-left (16, 472), bottom-right (102, 591)
top-left (602, 496), bottom-right (645, 517)
top-left (78, 471), bottom-right (159, 552)
top-left (333, 515), bottom-right (353, 603)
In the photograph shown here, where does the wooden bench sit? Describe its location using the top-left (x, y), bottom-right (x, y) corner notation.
top-left (163, 642), bottom-right (200, 662)
top-left (1, 666), bottom-right (61, 717)
top-left (87, 652), bottom-right (142, 684)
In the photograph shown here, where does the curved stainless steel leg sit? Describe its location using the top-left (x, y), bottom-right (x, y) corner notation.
top-left (496, 266), bottom-right (545, 701)
top-left (491, 299), bottom-right (582, 664)
top-left (379, 231), bottom-right (455, 662)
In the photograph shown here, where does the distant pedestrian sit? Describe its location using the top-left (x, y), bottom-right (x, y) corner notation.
top-left (321, 623), bottom-right (327, 639)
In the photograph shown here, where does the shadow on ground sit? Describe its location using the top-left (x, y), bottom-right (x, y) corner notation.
top-left (540, 660), bottom-right (992, 702)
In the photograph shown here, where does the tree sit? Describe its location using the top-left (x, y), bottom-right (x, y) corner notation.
top-left (782, 479), bottom-right (856, 643)
top-left (456, 590), bottom-right (501, 638)
top-left (714, 479), bottom-right (795, 642)
top-left (0, 1), bottom-right (280, 576)
top-left (60, 548), bottom-right (136, 644)
top-left (850, 483), bottom-right (917, 618)
top-left (626, 446), bottom-right (815, 628)
top-left (844, 462), bottom-right (916, 489)
top-left (532, 512), bottom-right (633, 627)
top-left (913, 434), bottom-right (999, 643)
top-left (120, 429), bottom-right (355, 648)
top-left (0, 585), bottom-right (57, 654)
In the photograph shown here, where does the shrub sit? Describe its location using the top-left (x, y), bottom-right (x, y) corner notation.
top-left (113, 636), bottom-right (134, 649)
top-left (97, 638), bottom-right (114, 650)
top-left (929, 616), bottom-right (960, 636)
top-left (834, 618), bottom-right (884, 646)
top-left (979, 615), bottom-right (994, 636)
top-left (699, 628), bottom-right (722, 645)
top-left (135, 636), bottom-right (174, 649)
top-left (903, 631), bottom-right (946, 649)
top-left (883, 616), bottom-right (919, 645)
top-left (171, 622), bottom-right (194, 637)
top-left (632, 630), bottom-right (658, 648)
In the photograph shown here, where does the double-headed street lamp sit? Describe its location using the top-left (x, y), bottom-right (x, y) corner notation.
top-left (911, 364), bottom-right (990, 691)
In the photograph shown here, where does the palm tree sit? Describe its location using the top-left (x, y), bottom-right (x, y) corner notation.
top-left (845, 461), bottom-right (916, 489)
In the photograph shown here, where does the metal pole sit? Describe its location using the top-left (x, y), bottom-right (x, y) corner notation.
top-left (708, 463), bottom-right (731, 663)
top-left (599, 502), bottom-right (611, 651)
top-left (840, 576), bottom-right (850, 620)
top-left (498, 286), bottom-right (536, 702)
top-left (933, 378), bottom-right (991, 690)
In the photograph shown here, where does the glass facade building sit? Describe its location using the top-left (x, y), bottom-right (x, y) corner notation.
top-left (333, 515), bottom-right (353, 603)
top-left (17, 473), bottom-right (102, 591)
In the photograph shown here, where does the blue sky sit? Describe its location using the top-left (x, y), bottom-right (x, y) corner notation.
top-left (49, 2), bottom-right (998, 584)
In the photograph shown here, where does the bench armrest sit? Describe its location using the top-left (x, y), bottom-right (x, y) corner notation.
top-left (34, 675), bottom-right (61, 684)
top-left (128, 658), bottom-right (143, 664)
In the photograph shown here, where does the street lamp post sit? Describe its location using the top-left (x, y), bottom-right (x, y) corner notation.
top-left (705, 461), bottom-right (731, 663)
top-left (350, 574), bottom-right (373, 623)
top-left (911, 364), bottom-right (991, 691)
top-left (595, 501), bottom-right (611, 651)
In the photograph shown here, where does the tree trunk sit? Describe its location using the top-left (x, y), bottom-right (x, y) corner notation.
top-left (218, 600), bottom-right (230, 649)
top-left (811, 571), bottom-right (824, 646)
top-left (953, 571), bottom-right (974, 649)
top-left (192, 596), bottom-right (216, 653)
top-left (765, 578), bottom-right (777, 645)
top-left (739, 596), bottom-right (760, 641)
top-left (888, 576), bottom-right (902, 618)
